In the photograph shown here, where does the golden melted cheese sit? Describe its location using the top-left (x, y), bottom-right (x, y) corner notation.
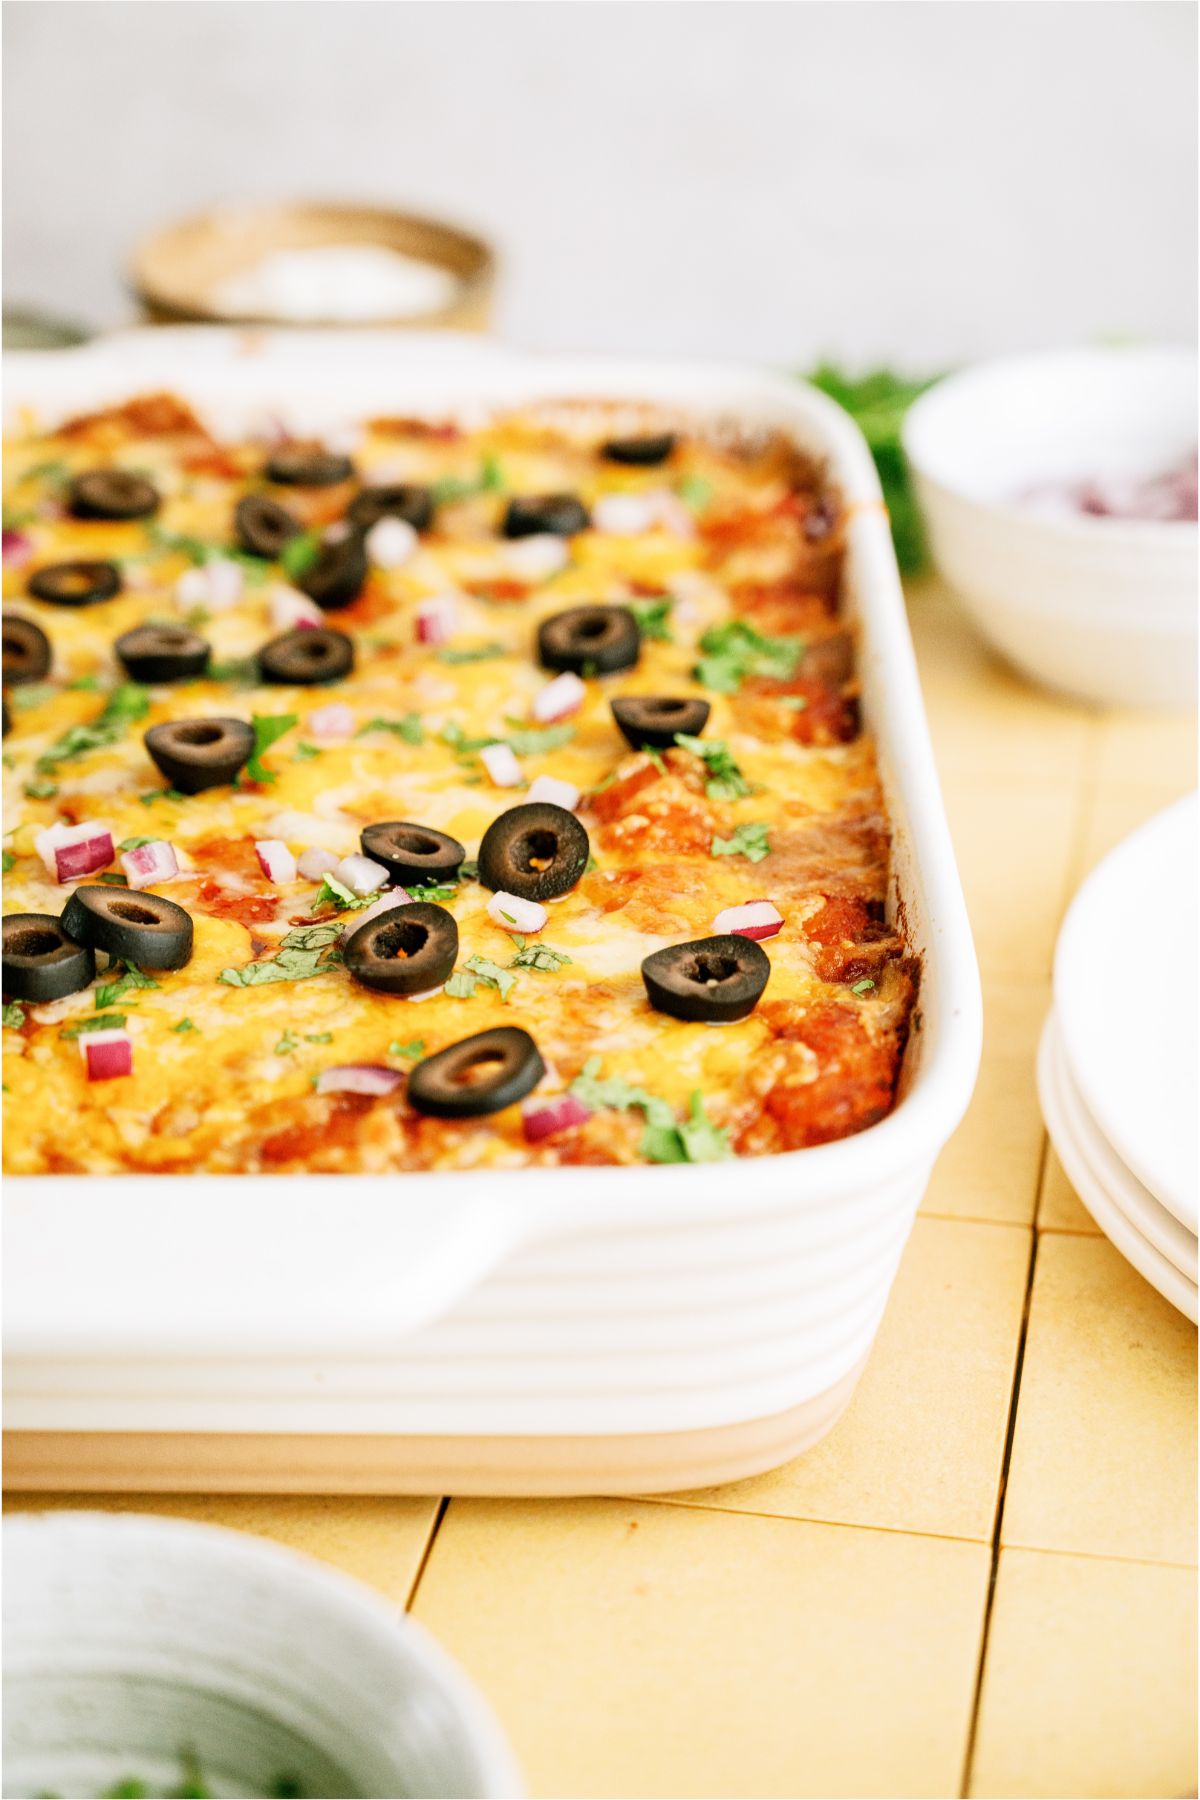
top-left (2, 395), bottom-right (916, 1173)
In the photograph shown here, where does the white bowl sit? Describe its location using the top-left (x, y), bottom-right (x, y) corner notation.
top-left (903, 346), bottom-right (1197, 706)
top-left (3, 1511), bottom-right (522, 1799)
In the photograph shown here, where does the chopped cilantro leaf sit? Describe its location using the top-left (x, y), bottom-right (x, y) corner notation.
top-left (274, 1030), bottom-right (300, 1055)
top-left (438, 643), bottom-right (506, 665)
top-left (116, 836), bottom-right (155, 852)
top-left (408, 882), bottom-right (458, 903)
top-left (10, 682), bottom-right (56, 712)
top-left (139, 788), bottom-right (187, 805)
top-left (677, 473), bottom-right (714, 513)
top-left (218, 922), bottom-right (341, 986)
top-left (444, 969), bottom-right (478, 998)
top-left (464, 953), bottom-right (517, 1001)
top-left (2, 1002), bottom-right (25, 1030)
top-left (569, 1059), bottom-right (732, 1163)
top-left (1, 850), bottom-right (14, 873)
top-left (502, 720), bottom-right (576, 757)
top-left (305, 1031), bottom-right (333, 1043)
top-left (628, 594), bottom-right (675, 642)
top-left (693, 620), bottom-right (804, 695)
top-left (388, 1037), bottom-right (425, 1059)
top-left (245, 712), bottom-right (298, 784)
top-left (711, 822), bottom-right (771, 864)
top-left (311, 874), bottom-right (379, 912)
top-left (172, 1018), bottom-right (196, 1034)
top-left (36, 682), bottom-right (150, 774)
top-left (357, 712), bottom-right (424, 745)
top-left (510, 942), bottom-right (572, 972)
top-left (279, 529), bottom-right (322, 580)
top-left (850, 976), bottom-right (877, 995)
top-left (23, 778), bottom-right (58, 799)
top-left (95, 965), bottom-right (158, 1009)
top-left (673, 732), bottom-right (750, 801)
top-left (61, 1012), bottom-right (127, 1039)
top-left (292, 741), bottom-right (322, 761)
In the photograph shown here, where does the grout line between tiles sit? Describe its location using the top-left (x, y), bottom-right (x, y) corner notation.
top-left (403, 1494), bottom-right (450, 1610)
top-left (614, 1492), bottom-right (989, 1550)
top-left (995, 1539), bottom-right (1200, 1574)
top-left (959, 1154), bottom-right (1044, 1797)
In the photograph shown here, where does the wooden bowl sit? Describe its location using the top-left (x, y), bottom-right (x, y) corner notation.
top-left (130, 201), bottom-right (496, 331)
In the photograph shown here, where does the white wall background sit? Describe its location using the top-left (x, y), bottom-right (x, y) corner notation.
top-left (3, 0), bottom-right (1195, 370)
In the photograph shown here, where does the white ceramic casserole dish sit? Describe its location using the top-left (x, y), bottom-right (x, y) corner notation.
top-left (2, 331), bottom-right (981, 1494)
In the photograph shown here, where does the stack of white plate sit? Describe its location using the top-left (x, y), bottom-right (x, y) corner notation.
top-left (1039, 795), bottom-right (1198, 1321)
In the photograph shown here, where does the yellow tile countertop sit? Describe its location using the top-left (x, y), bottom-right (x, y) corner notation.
top-left (7, 580), bottom-right (1197, 1800)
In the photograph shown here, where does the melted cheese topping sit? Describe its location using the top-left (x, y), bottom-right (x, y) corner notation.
top-left (2, 396), bottom-right (916, 1172)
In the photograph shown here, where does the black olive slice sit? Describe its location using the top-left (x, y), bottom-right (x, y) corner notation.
top-left (67, 470), bottom-right (160, 521)
top-left (298, 534), bottom-right (368, 611)
top-left (360, 822), bottom-right (466, 888)
top-left (610, 695), bottom-right (710, 750)
top-left (143, 716), bottom-right (255, 793)
top-left (641, 933), bottom-right (771, 1024)
top-left (61, 886), bottom-right (193, 971)
top-left (478, 802), bottom-right (590, 903)
top-left (537, 604), bottom-right (640, 677)
top-left (601, 432), bottom-right (677, 467)
top-left (28, 561), bottom-right (122, 608)
top-left (343, 901), bottom-right (458, 996)
top-left (407, 1026), bottom-right (545, 1119)
top-left (347, 484), bottom-right (435, 533)
top-left (234, 493), bottom-right (303, 559)
top-left (2, 614), bottom-right (52, 686)
top-left (265, 446), bottom-right (355, 487)
top-left (258, 627), bottom-right (354, 686)
top-left (503, 494), bottom-right (590, 539)
top-left (115, 624), bottom-right (210, 685)
top-left (2, 911), bottom-right (95, 1002)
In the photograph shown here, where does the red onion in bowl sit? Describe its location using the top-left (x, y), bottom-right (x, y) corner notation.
top-left (522, 1093), bottom-right (592, 1142)
top-left (315, 1064), bottom-right (405, 1097)
top-left (712, 899), bottom-right (784, 941)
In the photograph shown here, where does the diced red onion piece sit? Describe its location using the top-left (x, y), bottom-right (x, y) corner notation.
top-left (415, 594), bottom-right (457, 645)
top-left (315, 1063), bottom-right (405, 1097)
top-left (80, 1028), bottom-right (133, 1081)
top-left (487, 890), bottom-right (548, 934)
top-left (3, 527), bottom-right (32, 569)
top-left (270, 584), bottom-right (325, 631)
top-left (366, 516), bottom-right (419, 569)
top-left (532, 671), bottom-right (585, 723)
top-left (297, 846), bottom-right (340, 881)
top-left (341, 887), bottom-right (411, 939)
top-left (526, 774), bottom-right (580, 811)
top-left (481, 742), bottom-right (523, 788)
top-left (255, 838), bottom-right (297, 884)
top-left (306, 702), bottom-right (355, 742)
top-left (591, 493), bottom-right (661, 536)
top-left (333, 852), bottom-right (389, 896)
top-left (712, 899), bottom-right (784, 941)
top-left (121, 839), bottom-right (179, 889)
top-left (522, 1093), bottom-right (592, 1142)
top-left (35, 821), bottom-right (115, 883)
top-left (507, 534), bottom-right (570, 580)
